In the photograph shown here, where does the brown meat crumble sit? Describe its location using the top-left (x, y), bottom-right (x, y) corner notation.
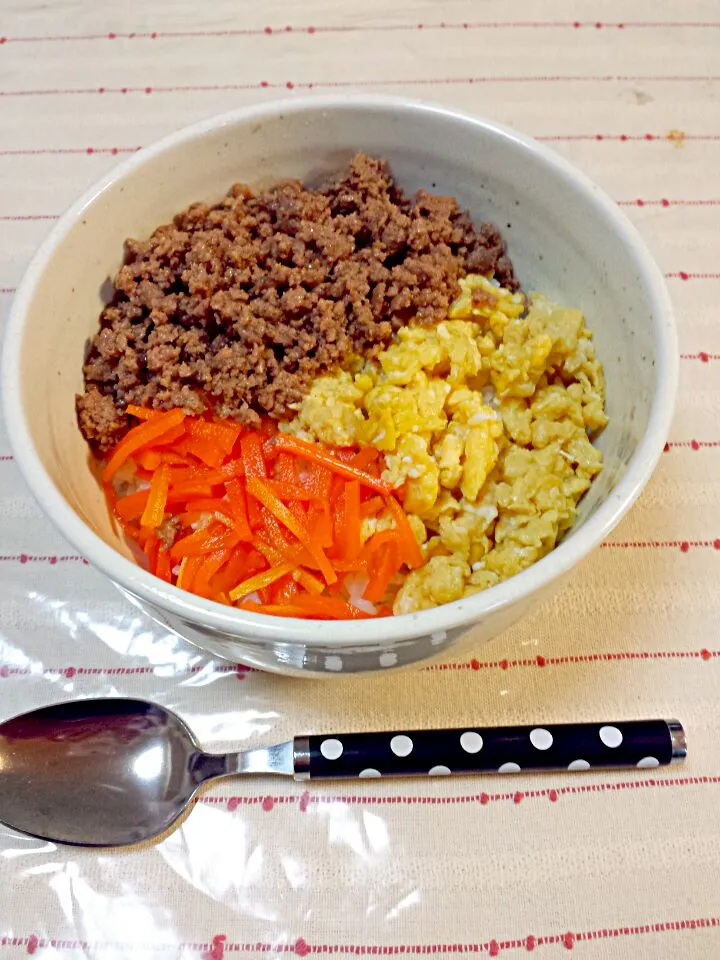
top-left (77, 154), bottom-right (518, 451)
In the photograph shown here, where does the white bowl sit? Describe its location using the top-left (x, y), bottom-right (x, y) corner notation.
top-left (1, 95), bottom-right (677, 677)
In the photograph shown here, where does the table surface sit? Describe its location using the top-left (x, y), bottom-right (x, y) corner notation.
top-left (1, 1), bottom-right (719, 957)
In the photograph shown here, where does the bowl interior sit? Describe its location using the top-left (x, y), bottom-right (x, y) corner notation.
top-left (7, 99), bottom-right (664, 585)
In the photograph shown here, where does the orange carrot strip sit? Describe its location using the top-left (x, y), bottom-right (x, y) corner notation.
top-left (103, 409), bottom-right (186, 482)
top-left (385, 495), bottom-right (424, 568)
top-left (135, 449), bottom-right (163, 471)
top-left (170, 523), bottom-right (239, 561)
top-left (246, 475), bottom-right (337, 585)
top-left (350, 447), bottom-right (381, 471)
top-left (115, 488), bottom-right (150, 522)
top-left (184, 498), bottom-right (230, 516)
top-left (145, 532), bottom-right (160, 571)
top-left (308, 503), bottom-right (333, 549)
top-left (338, 480), bottom-right (361, 560)
top-left (166, 481), bottom-right (215, 504)
top-left (229, 560), bottom-right (297, 602)
top-left (140, 464), bottom-right (171, 529)
top-left (184, 420), bottom-right (242, 468)
top-left (268, 435), bottom-right (392, 493)
top-left (155, 548), bottom-right (172, 583)
top-left (260, 510), bottom-right (295, 557)
top-left (150, 423), bottom-right (187, 447)
top-left (126, 404), bottom-right (159, 421)
top-left (272, 575), bottom-right (299, 603)
top-left (275, 453), bottom-right (297, 484)
top-left (266, 480), bottom-right (318, 502)
top-left (282, 596), bottom-right (375, 619)
top-left (189, 418), bottom-right (242, 453)
top-left (294, 567), bottom-right (325, 595)
top-left (364, 540), bottom-right (399, 603)
top-left (331, 558), bottom-right (369, 572)
top-left (240, 433), bottom-right (267, 479)
top-left (224, 479), bottom-right (253, 541)
top-left (299, 460), bottom-right (333, 498)
top-left (218, 459), bottom-right (245, 480)
top-left (194, 548), bottom-right (233, 598)
top-left (176, 554), bottom-right (204, 592)
top-left (359, 496), bottom-right (385, 518)
top-left (237, 598), bottom-right (372, 620)
top-left (210, 549), bottom-right (263, 596)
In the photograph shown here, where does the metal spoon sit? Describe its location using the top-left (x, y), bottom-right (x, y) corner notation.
top-left (0, 698), bottom-right (685, 847)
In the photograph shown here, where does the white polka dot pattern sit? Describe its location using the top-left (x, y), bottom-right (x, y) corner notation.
top-left (390, 735), bottom-right (413, 757)
top-left (379, 652), bottom-right (397, 668)
top-left (324, 656), bottom-right (343, 672)
top-left (599, 725), bottom-right (623, 748)
top-left (306, 720), bottom-right (676, 779)
top-left (319, 738), bottom-right (343, 760)
top-left (568, 759), bottom-right (591, 771)
top-left (459, 731), bottom-right (483, 754)
top-left (529, 728), bottom-right (553, 751)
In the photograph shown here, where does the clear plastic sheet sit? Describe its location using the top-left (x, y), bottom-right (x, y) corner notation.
top-left (2, 530), bottom-right (720, 959)
top-left (2, 0), bottom-right (720, 953)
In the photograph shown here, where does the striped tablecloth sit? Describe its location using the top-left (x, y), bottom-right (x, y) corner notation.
top-left (1, 1), bottom-right (719, 956)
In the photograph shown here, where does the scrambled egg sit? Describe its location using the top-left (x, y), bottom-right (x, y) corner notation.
top-left (283, 275), bottom-right (608, 614)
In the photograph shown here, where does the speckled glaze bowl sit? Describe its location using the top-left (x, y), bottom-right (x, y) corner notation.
top-left (1, 95), bottom-right (677, 677)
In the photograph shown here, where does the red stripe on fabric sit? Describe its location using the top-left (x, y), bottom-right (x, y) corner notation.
top-left (0, 21), bottom-right (719, 44)
top-left (618, 199), bottom-right (720, 207)
top-left (666, 272), bottom-right (720, 279)
top-left (0, 76), bottom-right (717, 98)
top-left (4, 200), bottom-right (719, 221)
top-left (665, 441), bottom-right (720, 450)
top-left (0, 663), bottom-right (253, 678)
top-left (430, 649), bottom-right (719, 672)
top-left (0, 213), bottom-right (59, 221)
top-left (0, 146), bottom-right (140, 156)
top-left (2, 649), bottom-right (717, 681)
top-left (2, 916), bottom-right (719, 955)
top-left (0, 554), bottom-right (88, 563)
top-left (601, 540), bottom-right (720, 550)
top-left (2, 137), bottom-right (720, 158)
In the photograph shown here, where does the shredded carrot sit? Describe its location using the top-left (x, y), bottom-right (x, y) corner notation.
top-left (103, 409), bottom-right (186, 482)
top-left (126, 404), bottom-right (159, 421)
top-left (385, 495), bottom-right (424, 568)
top-left (240, 433), bottom-right (267, 479)
top-left (336, 480), bottom-right (361, 560)
top-left (246, 475), bottom-right (337, 585)
top-left (229, 560), bottom-right (297, 602)
top-left (268, 434), bottom-right (393, 494)
top-left (116, 488), bottom-right (150, 522)
top-left (103, 408), bottom-right (427, 619)
top-left (359, 496), bottom-right (385, 518)
top-left (140, 463), bottom-right (171, 528)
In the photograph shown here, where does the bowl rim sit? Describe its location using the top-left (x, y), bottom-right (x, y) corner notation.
top-left (1, 93), bottom-right (678, 648)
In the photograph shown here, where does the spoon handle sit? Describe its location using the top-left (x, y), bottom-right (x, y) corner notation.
top-left (292, 719), bottom-right (685, 780)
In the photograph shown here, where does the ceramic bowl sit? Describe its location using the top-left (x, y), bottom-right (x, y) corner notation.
top-left (1, 95), bottom-right (677, 676)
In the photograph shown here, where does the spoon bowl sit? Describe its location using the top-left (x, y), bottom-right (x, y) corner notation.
top-left (0, 699), bottom-right (213, 846)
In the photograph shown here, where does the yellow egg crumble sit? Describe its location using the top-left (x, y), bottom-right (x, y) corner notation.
top-left (283, 275), bottom-right (608, 615)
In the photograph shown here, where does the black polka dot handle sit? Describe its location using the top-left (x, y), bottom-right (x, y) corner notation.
top-left (292, 720), bottom-right (685, 780)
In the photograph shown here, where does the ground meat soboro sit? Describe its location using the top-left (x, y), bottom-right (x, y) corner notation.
top-left (77, 154), bottom-right (518, 452)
